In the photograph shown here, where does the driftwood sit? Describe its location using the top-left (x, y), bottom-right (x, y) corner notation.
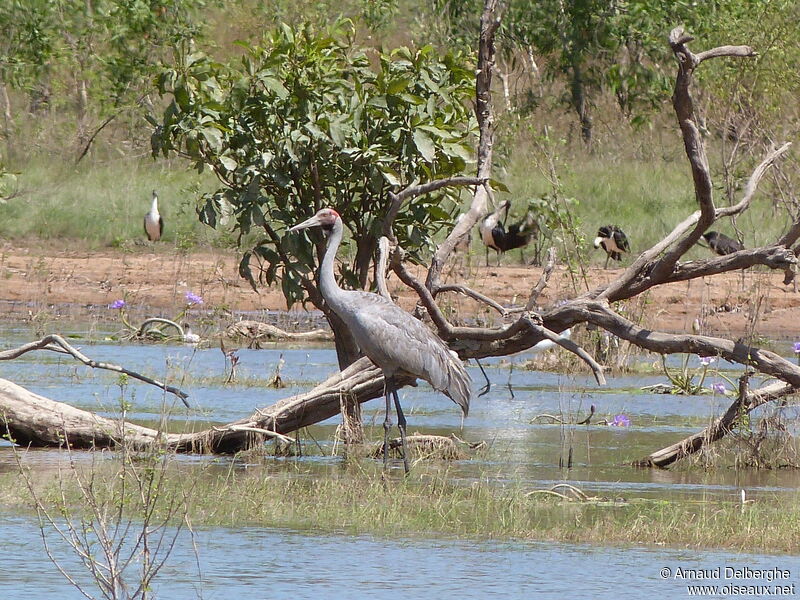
top-left (224, 320), bottom-right (333, 345)
top-left (0, 334), bottom-right (189, 405)
top-left (0, 357), bottom-right (408, 452)
top-left (373, 434), bottom-right (473, 460)
top-left (635, 380), bottom-right (795, 468)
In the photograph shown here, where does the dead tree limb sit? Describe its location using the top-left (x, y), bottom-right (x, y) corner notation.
top-left (0, 335), bottom-right (189, 405)
top-left (634, 381), bottom-right (795, 468)
top-left (0, 357), bottom-right (410, 453)
top-left (425, 0), bottom-right (505, 293)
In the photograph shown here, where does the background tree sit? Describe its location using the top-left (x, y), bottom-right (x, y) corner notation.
top-left (0, 0), bottom-right (205, 158)
top-left (152, 19), bottom-right (477, 367)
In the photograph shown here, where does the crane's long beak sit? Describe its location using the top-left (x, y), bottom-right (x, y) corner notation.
top-left (289, 214), bottom-right (322, 232)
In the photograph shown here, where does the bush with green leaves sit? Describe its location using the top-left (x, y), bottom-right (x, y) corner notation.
top-left (152, 20), bottom-right (476, 363)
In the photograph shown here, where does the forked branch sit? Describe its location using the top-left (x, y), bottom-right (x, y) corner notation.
top-left (0, 335), bottom-right (190, 405)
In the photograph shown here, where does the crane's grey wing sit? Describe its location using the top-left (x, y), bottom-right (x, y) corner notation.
top-left (347, 293), bottom-right (471, 415)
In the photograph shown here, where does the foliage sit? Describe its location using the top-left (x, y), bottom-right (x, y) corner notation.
top-left (153, 19), bottom-right (476, 308)
top-left (0, 0), bottom-right (207, 156)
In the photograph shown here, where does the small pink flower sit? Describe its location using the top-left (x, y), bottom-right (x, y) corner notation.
top-left (185, 292), bottom-right (204, 306)
top-left (610, 414), bottom-right (630, 427)
top-left (109, 299), bottom-right (126, 309)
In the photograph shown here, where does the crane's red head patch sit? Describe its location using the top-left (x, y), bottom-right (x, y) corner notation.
top-left (288, 207), bottom-right (341, 235)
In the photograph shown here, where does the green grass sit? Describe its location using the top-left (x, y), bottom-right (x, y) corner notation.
top-left (3, 456), bottom-right (799, 553)
top-left (0, 157), bottom-right (235, 249)
top-left (1, 116), bottom-right (793, 269)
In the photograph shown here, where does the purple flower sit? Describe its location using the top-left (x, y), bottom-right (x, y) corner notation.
top-left (109, 299), bottom-right (126, 309)
top-left (793, 342), bottom-right (800, 354)
top-left (185, 292), bottom-right (204, 306)
top-left (610, 414), bottom-right (630, 427)
top-left (711, 382), bottom-right (726, 395)
top-left (699, 356), bottom-right (717, 366)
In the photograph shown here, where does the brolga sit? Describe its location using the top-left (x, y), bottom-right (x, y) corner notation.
top-left (702, 231), bottom-right (743, 256)
top-left (593, 225), bottom-right (630, 268)
top-left (289, 208), bottom-right (471, 473)
top-left (479, 200), bottom-right (536, 265)
top-left (144, 190), bottom-right (164, 242)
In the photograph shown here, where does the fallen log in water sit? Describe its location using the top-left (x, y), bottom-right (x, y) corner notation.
top-left (0, 357), bottom-right (413, 454)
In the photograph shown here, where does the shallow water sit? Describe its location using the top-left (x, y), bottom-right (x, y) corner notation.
top-left (2, 326), bottom-right (800, 598)
top-left (2, 327), bottom-right (800, 501)
top-left (1, 515), bottom-right (797, 599)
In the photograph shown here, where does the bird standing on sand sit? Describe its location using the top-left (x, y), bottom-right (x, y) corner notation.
top-left (594, 225), bottom-right (630, 268)
top-left (144, 190), bottom-right (164, 242)
top-left (479, 200), bottom-right (536, 265)
top-left (289, 208), bottom-right (471, 473)
top-left (702, 231), bottom-right (743, 256)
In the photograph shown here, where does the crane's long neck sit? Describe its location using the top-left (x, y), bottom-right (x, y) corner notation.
top-left (319, 218), bottom-right (344, 306)
top-left (150, 194), bottom-right (159, 215)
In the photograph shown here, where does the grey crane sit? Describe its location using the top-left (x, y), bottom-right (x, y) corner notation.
top-left (593, 224), bottom-right (630, 268)
top-left (289, 208), bottom-right (471, 473)
top-left (144, 190), bottom-right (164, 242)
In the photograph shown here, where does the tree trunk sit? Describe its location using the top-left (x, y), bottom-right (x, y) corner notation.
top-left (0, 83), bottom-right (11, 134)
top-left (0, 359), bottom-right (412, 454)
top-left (569, 59), bottom-right (592, 145)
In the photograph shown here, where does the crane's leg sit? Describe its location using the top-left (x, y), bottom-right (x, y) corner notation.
top-left (604, 253), bottom-right (610, 269)
top-left (475, 358), bottom-right (491, 397)
top-left (382, 382), bottom-right (394, 469)
top-left (391, 388), bottom-right (410, 474)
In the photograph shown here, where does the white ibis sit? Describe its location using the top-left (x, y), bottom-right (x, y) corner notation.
top-left (479, 200), bottom-right (536, 265)
top-left (144, 190), bottom-right (164, 242)
top-left (593, 225), bottom-right (630, 268)
top-left (289, 208), bottom-right (471, 473)
top-left (182, 324), bottom-right (200, 344)
top-left (702, 231), bottom-right (743, 256)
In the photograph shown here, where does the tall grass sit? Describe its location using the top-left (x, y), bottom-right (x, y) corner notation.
top-left (0, 157), bottom-right (230, 249)
top-left (5, 458), bottom-right (800, 552)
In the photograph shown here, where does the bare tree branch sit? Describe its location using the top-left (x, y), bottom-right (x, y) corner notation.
top-left (375, 236), bottom-right (392, 300)
top-left (524, 247), bottom-right (556, 311)
top-left (382, 176), bottom-right (487, 242)
top-left (426, 0), bottom-right (506, 292)
top-left (436, 284), bottom-right (508, 316)
top-left (635, 380), bottom-right (794, 468)
top-left (0, 335), bottom-right (189, 405)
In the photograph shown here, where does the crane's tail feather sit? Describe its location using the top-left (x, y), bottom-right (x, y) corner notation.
top-left (442, 352), bottom-right (472, 417)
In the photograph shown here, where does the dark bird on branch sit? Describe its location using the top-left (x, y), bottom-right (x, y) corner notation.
top-left (289, 208), bottom-right (471, 473)
top-left (144, 190), bottom-right (164, 242)
top-left (593, 225), bottom-right (630, 268)
top-left (479, 200), bottom-right (537, 265)
top-left (702, 231), bottom-right (744, 256)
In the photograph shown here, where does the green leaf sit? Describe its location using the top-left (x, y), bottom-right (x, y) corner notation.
top-left (200, 127), bottom-right (223, 151)
top-left (239, 252), bottom-right (258, 292)
top-left (412, 129), bottom-right (436, 162)
top-left (219, 155), bottom-right (238, 171)
top-left (490, 178), bottom-right (510, 193)
top-left (378, 166), bottom-right (402, 186)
